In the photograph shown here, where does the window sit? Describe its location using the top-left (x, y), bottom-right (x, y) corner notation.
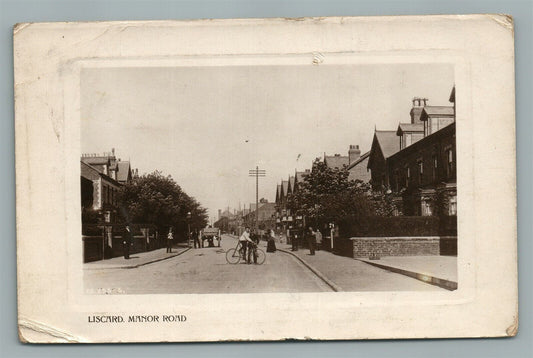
top-left (405, 167), bottom-right (410, 187)
top-left (449, 195), bottom-right (457, 215)
top-left (418, 160), bottom-right (424, 185)
top-left (432, 154), bottom-right (438, 182)
top-left (421, 200), bottom-right (433, 216)
top-left (394, 170), bottom-right (399, 192)
top-left (446, 149), bottom-right (454, 178)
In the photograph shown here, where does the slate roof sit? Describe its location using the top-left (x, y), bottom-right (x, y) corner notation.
top-left (116, 161), bottom-right (132, 182)
top-left (288, 176), bottom-right (295, 193)
top-left (281, 180), bottom-right (289, 196)
top-left (374, 131), bottom-right (400, 159)
top-left (81, 156), bottom-right (110, 167)
top-left (396, 123), bottom-right (424, 135)
top-left (324, 155), bottom-right (349, 169)
top-left (346, 151), bottom-right (370, 170)
top-left (420, 106), bottom-right (455, 120)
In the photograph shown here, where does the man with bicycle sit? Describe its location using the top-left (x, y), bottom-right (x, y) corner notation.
top-left (239, 227), bottom-right (255, 264)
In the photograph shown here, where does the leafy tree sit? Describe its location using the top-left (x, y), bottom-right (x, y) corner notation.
top-left (287, 159), bottom-right (396, 231)
top-left (118, 171), bottom-right (208, 238)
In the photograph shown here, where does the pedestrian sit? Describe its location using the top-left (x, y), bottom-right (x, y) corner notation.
top-left (166, 227), bottom-right (174, 253)
top-left (291, 232), bottom-right (298, 251)
top-left (307, 227), bottom-right (316, 255)
top-left (315, 228), bottom-right (323, 251)
top-left (192, 230), bottom-right (200, 249)
top-left (122, 225), bottom-right (132, 259)
top-left (267, 229), bottom-right (277, 253)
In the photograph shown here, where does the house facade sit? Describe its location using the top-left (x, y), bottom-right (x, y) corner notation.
top-left (386, 88), bottom-right (456, 217)
top-left (387, 122), bottom-right (456, 216)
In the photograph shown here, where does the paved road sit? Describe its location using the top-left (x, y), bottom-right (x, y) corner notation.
top-left (84, 235), bottom-right (444, 294)
top-left (84, 235), bottom-right (332, 294)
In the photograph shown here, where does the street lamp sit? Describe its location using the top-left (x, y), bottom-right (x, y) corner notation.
top-left (186, 211), bottom-right (192, 248)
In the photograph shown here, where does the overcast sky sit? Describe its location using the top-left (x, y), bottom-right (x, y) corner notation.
top-left (81, 64), bottom-right (454, 224)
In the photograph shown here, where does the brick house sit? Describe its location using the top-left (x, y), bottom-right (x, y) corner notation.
top-left (385, 86), bottom-right (456, 217)
top-left (387, 121), bottom-right (456, 216)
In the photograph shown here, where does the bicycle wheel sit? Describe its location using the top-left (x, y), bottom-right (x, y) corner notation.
top-left (226, 248), bottom-right (240, 264)
top-left (254, 248), bottom-right (266, 265)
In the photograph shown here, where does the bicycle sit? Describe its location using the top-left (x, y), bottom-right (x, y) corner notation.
top-left (226, 241), bottom-right (265, 265)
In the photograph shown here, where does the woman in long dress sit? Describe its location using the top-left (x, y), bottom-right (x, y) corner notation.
top-left (266, 229), bottom-right (277, 253)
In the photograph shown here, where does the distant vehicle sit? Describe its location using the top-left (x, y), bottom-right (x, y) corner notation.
top-left (201, 227), bottom-right (221, 247)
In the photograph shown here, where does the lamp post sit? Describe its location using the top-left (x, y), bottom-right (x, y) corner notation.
top-left (186, 211), bottom-right (192, 248)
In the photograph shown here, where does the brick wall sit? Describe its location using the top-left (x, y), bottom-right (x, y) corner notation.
top-left (350, 236), bottom-right (440, 258)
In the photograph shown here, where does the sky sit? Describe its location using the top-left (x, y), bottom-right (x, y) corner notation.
top-left (81, 64), bottom-right (454, 224)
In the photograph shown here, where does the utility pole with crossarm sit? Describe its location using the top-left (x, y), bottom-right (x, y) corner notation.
top-left (248, 166), bottom-right (266, 232)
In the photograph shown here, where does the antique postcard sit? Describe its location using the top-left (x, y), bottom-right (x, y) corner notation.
top-left (14, 15), bottom-right (517, 342)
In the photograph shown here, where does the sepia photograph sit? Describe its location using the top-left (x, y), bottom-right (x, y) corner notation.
top-left (14, 16), bottom-right (517, 342)
top-left (81, 64), bottom-right (458, 294)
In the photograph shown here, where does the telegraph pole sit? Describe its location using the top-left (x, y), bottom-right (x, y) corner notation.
top-left (249, 166), bottom-right (266, 232)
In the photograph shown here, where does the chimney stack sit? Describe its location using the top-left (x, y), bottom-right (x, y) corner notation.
top-left (410, 97), bottom-right (428, 124)
top-left (349, 144), bottom-right (361, 164)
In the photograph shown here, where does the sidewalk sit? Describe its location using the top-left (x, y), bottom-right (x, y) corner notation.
top-left (84, 243), bottom-right (190, 270)
top-left (357, 256), bottom-right (457, 290)
top-left (277, 242), bottom-right (457, 291)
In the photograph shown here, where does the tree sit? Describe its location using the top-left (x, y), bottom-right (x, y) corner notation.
top-left (118, 171), bottom-right (208, 238)
top-left (287, 159), bottom-right (396, 231)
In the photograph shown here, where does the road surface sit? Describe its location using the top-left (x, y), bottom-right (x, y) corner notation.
top-left (84, 235), bottom-right (445, 294)
top-left (84, 235), bottom-right (332, 294)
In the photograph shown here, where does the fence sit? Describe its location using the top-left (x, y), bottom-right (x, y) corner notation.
top-left (82, 223), bottom-right (162, 262)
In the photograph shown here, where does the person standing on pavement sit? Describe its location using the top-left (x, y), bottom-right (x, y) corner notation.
top-left (267, 229), bottom-right (277, 253)
top-left (194, 230), bottom-right (202, 249)
top-left (122, 225), bottom-right (132, 259)
top-left (315, 228), bottom-right (323, 251)
top-left (307, 227), bottom-right (316, 255)
top-left (291, 232), bottom-right (299, 251)
top-left (166, 227), bottom-right (174, 253)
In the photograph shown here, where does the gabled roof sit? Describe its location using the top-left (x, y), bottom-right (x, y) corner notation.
top-left (396, 123), bottom-right (424, 136)
top-left (116, 161), bottom-right (132, 182)
top-left (420, 106), bottom-right (455, 121)
top-left (281, 180), bottom-right (289, 197)
top-left (375, 131), bottom-right (400, 158)
top-left (288, 176), bottom-right (295, 193)
top-left (367, 130), bottom-right (400, 169)
top-left (324, 155), bottom-right (349, 169)
top-left (275, 184), bottom-right (281, 203)
top-left (346, 151), bottom-right (370, 170)
top-left (80, 161), bottom-right (121, 186)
